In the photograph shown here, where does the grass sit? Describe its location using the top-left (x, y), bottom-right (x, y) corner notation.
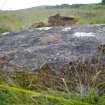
top-left (0, 84), bottom-right (105, 105)
top-left (0, 83), bottom-right (105, 105)
top-left (0, 56), bottom-right (105, 105)
top-left (0, 4), bottom-right (105, 32)
top-left (0, 27), bottom-right (10, 33)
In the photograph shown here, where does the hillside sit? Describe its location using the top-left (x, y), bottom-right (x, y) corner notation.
top-left (1, 3), bottom-right (105, 105)
top-left (0, 3), bottom-right (105, 32)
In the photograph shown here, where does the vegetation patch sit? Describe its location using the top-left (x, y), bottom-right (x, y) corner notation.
top-left (0, 56), bottom-right (105, 104)
top-left (98, 44), bottom-right (105, 54)
top-left (0, 27), bottom-right (10, 33)
top-left (30, 22), bottom-right (47, 28)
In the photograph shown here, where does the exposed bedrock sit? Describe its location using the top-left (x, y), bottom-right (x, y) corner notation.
top-left (0, 24), bottom-right (105, 72)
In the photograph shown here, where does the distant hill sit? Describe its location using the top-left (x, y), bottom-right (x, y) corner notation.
top-left (37, 3), bottom-right (105, 9)
top-left (0, 3), bottom-right (105, 32)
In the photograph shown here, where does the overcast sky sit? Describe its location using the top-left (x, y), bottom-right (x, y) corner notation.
top-left (0, 0), bottom-right (101, 10)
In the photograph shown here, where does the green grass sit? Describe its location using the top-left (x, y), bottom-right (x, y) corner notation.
top-left (0, 4), bottom-right (105, 32)
top-left (0, 84), bottom-right (105, 105)
top-left (0, 27), bottom-right (10, 33)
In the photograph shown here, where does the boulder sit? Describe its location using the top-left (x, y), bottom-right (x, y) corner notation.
top-left (48, 14), bottom-right (78, 26)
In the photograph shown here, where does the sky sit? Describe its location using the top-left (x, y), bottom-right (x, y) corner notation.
top-left (0, 0), bottom-right (101, 10)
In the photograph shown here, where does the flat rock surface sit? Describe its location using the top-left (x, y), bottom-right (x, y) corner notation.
top-left (0, 24), bottom-right (105, 71)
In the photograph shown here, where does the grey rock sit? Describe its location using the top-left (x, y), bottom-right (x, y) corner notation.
top-left (0, 24), bottom-right (105, 71)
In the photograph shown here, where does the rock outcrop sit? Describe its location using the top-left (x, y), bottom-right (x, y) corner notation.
top-left (0, 24), bottom-right (105, 72)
